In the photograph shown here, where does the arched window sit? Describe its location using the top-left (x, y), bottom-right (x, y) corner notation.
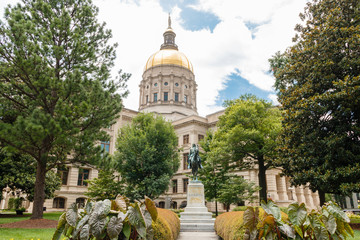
top-left (159, 201), bottom-right (165, 208)
top-left (76, 198), bottom-right (86, 208)
top-left (171, 201), bottom-right (177, 209)
top-left (53, 197), bottom-right (65, 209)
top-left (180, 201), bottom-right (187, 208)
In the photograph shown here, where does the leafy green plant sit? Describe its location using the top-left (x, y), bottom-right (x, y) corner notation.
top-left (52, 195), bottom-right (158, 240)
top-left (243, 201), bottom-right (354, 240)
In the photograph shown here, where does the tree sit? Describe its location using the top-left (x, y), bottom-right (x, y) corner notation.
top-left (0, 148), bottom-right (61, 202)
top-left (218, 176), bottom-right (259, 212)
top-left (198, 130), bottom-right (232, 216)
top-left (85, 169), bottom-right (124, 201)
top-left (269, 0), bottom-right (360, 205)
top-left (0, 0), bottom-right (129, 219)
top-left (114, 113), bottom-right (179, 201)
top-left (213, 94), bottom-right (282, 203)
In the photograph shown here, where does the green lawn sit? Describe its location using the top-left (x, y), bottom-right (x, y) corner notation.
top-left (349, 229), bottom-right (360, 240)
top-left (0, 212), bottom-right (63, 240)
top-left (0, 228), bottom-right (56, 240)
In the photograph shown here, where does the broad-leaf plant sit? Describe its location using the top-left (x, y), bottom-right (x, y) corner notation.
top-left (244, 201), bottom-right (354, 240)
top-left (52, 195), bottom-right (158, 240)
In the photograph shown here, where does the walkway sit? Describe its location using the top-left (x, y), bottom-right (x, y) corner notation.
top-left (177, 231), bottom-right (220, 240)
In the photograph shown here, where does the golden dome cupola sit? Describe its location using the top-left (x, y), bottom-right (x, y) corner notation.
top-left (139, 15), bottom-right (198, 120)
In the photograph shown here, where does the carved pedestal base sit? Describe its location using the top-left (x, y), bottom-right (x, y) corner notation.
top-left (180, 181), bottom-right (215, 232)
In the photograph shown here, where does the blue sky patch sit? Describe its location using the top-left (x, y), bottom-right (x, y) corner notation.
top-left (215, 73), bottom-right (275, 106)
top-left (159, 0), bottom-right (220, 33)
top-left (244, 21), bottom-right (269, 39)
top-left (179, 7), bottom-right (220, 32)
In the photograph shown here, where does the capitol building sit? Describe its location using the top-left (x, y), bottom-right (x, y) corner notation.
top-left (2, 17), bottom-right (320, 212)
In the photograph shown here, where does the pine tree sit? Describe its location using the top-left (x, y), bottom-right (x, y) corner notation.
top-left (0, 0), bottom-right (129, 219)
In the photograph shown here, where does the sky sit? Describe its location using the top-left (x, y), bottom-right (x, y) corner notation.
top-left (0, 0), bottom-right (309, 116)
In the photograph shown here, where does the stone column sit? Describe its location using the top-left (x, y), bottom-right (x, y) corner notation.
top-left (278, 176), bottom-right (289, 201)
top-left (352, 193), bottom-right (359, 208)
top-left (311, 191), bottom-right (320, 208)
top-left (266, 174), bottom-right (279, 201)
top-left (170, 75), bottom-right (174, 103)
top-left (295, 186), bottom-right (306, 204)
top-left (158, 75), bottom-right (162, 103)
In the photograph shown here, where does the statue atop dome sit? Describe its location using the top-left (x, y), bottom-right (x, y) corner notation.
top-left (168, 13), bottom-right (172, 29)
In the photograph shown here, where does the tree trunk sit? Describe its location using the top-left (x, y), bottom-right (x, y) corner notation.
top-left (215, 199), bottom-right (218, 217)
top-left (318, 190), bottom-right (326, 206)
top-left (31, 161), bottom-right (47, 219)
top-left (258, 155), bottom-right (267, 204)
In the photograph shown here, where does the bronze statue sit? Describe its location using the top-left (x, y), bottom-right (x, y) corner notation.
top-left (188, 144), bottom-right (203, 180)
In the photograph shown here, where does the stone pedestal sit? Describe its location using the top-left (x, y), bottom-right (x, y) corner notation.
top-left (180, 181), bottom-right (215, 232)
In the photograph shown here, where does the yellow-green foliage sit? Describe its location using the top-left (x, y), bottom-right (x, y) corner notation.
top-left (214, 208), bottom-right (288, 240)
top-left (153, 208), bottom-right (180, 240)
top-left (215, 211), bottom-right (245, 240)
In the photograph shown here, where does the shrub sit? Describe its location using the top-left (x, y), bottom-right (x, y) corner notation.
top-left (215, 207), bottom-right (288, 240)
top-left (7, 198), bottom-right (15, 210)
top-left (232, 206), bottom-right (248, 212)
top-left (215, 211), bottom-right (245, 240)
top-left (7, 197), bottom-right (23, 210)
top-left (153, 208), bottom-right (180, 240)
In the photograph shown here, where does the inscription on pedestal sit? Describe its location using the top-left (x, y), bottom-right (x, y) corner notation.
top-left (187, 181), bottom-right (205, 207)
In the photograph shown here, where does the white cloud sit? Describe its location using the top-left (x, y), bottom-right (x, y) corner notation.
top-left (268, 94), bottom-right (280, 106)
top-left (0, 0), bottom-right (309, 115)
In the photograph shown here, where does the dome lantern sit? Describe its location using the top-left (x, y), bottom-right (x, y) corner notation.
top-left (160, 14), bottom-right (178, 50)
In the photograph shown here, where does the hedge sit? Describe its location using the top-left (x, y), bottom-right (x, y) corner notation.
top-left (214, 208), bottom-right (288, 240)
top-left (153, 208), bottom-right (180, 240)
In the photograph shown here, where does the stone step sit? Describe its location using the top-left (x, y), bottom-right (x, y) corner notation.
top-left (180, 223), bottom-right (215, 232)
top-left (180, 212), bottom-right (213, 219)
top-left (180, 218), bottom-right (215, 223)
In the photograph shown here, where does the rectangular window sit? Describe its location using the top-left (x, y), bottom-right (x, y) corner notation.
top-left (154, 93), bottom-right (158, 102)
top-left (101, 141), bottom-right (110, 153)
top-left (172, 179), bottom-right (178, 193)
top-left (164, 92), bottom-right (168, 101)
top-left (183, 134), bottom-right (189, 145)
top-left (77, 168), bottom-right (89, 186)
top-left (184, 95), bottom-right (188, 103)
top-left (146, 95), bottom-right (148, 103)
top-left (58, 166), bottom-right (69, 185)
top-left (183, 153), bottom-right (189, 170)
top-left (198, 134), bottom-right (204, 142)
top-left (183, 179), bottom-right (189, 193)
top-left (175, 93), bottom-right (179, 102)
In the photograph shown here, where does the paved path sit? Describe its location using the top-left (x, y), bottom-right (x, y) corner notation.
top-left (177, 232), bottom-right (220, 240)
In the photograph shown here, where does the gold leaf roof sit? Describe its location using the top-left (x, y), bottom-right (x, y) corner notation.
top-left (144, 49), bottom-right (194, 73)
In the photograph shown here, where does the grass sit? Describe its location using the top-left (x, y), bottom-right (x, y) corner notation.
top-left (350, 218), bottom-right (360, 224)
top-left (0, 212), bottom-right (63, 240)
top-left (0, 212), bottom-right (63, 224)
top-left (349, 229), bottom-right (360, 240)
top-left (0, 228), bottom-right (56, 240)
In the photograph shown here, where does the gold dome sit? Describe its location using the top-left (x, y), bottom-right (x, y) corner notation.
top-left (144, 49), bottom-right (194, 73)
